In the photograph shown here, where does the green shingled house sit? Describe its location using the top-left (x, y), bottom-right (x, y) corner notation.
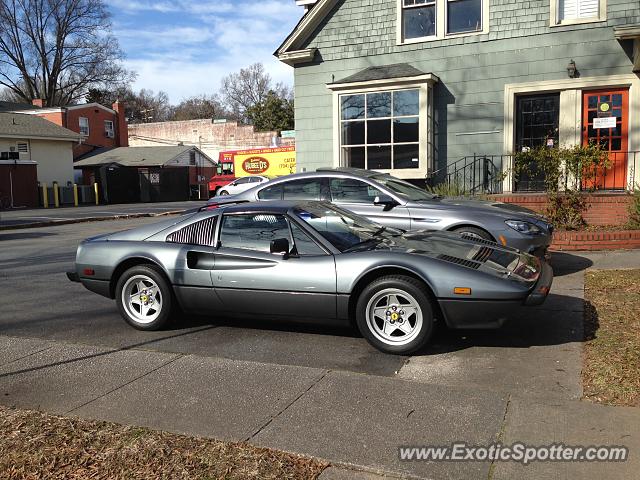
top-left (276, 0), bottom-right (640, 192)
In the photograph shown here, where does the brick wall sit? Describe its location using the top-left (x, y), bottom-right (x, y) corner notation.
top-left (551, 230), bottom-right (640, 251)
top-left (128, 120), bottom-right (294, 163)
top-left (491, 193), bottom-right (633, 226)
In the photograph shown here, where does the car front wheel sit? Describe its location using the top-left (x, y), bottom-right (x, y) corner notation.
top-left (115, 265), bottom-right (173, 331)
top-left (356, 275), bottom-right (434, 355)
top-left (219, 190), bottom-right (229, 196)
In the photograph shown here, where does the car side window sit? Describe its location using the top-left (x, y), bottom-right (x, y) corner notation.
top-left (282, 179), bottom-right (322, 200)
top-left (330, 178), bottom-right (382, 204)
top-left (290, 221), bottom-right (326, 256)
top-left (219, 214), bottom-right (290, 253)
top-left (235, 177), bottom-right (251, 185)
top-left (258, 184), bottom-right (283, 200)
top-left (166, 217), bottom-right (217, 247)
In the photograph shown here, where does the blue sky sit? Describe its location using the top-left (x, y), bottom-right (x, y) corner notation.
top-left (108, 0), bottom-right (303, 103)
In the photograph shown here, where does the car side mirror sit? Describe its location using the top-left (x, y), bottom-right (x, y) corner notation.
top-left (373, 195), bottom-right (399, 211)
top-left (270, 238), bottom-right (290, 257)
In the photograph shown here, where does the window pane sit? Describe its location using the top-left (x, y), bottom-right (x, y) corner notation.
top-left (367, 119), bottom-right (392, 144)
top-left (393, 90), bottom-right (419, 116)
top-left (403, 5), bottom-right (435, 39)
top-left (341, 94), bottom-right (365, 120)
top-left (291, 221), bottom-right (326, 256)
top-left (283, 179), bottom-right (322, 200)
top-left (368, 145), bottom-right (392, 169)
top-left (258, 184), bottom-right (283, 200)
top-left (330, 178), bottom-right (381, 203)
top-left (367, 92), bottom-right (391, 118)
top-left (342, 147), bottom-right (365, 169)
top-left (394, 145), bottom-right (420, 169)
top-left (447, 0), bottom-right (482, 34)
top-left (342, 121), bottom-right (365, 145)
top-left (220, 214), bottom-right (290, 253)
top-left (394, 118), bottom-right (419, 143)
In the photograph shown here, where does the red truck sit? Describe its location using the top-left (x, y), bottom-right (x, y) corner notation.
top-left (207, 152), bottom-right (235, 197)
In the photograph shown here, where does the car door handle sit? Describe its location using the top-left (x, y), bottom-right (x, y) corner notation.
top-left (187, 251), bottom-right (215, 270)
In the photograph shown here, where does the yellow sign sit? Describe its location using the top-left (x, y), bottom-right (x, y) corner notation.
top-left (230, 146), bottom-right (296, 178)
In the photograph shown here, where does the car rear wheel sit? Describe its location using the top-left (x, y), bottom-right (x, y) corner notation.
top-left (356, 275), bottom-right (434, 355)
top-left (219, 190), bottom-right (229, 196)
top-left (116, 265), bottom-right (173, 331)
top-left (452, 226), bottom-right (494, 241)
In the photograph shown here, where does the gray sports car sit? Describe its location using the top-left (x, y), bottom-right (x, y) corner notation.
top-left (68, 201), bottom-right (552, 355)
top-left (207, 168), bottom-right (553, 257)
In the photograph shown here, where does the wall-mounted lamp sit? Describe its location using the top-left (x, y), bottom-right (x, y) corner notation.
top-left (567, 59), bottom-right (577, 78)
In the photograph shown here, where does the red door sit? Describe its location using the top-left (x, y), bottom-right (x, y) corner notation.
top-left (582, 89), bottom-right (629, 190)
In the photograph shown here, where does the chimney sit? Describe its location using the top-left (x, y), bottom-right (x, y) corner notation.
top-left (112, 100), bottom-right (129, 147)
top-left (32, 99), bottom-right (45, 108)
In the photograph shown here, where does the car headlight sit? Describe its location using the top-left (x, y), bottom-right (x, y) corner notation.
top-left (505, 220), bottom-right (542, 235)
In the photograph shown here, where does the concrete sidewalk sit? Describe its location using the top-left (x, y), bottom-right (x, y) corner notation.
top-left (0, 332), bottom-right (638, 480)
top-left (0, 201), bottom-right (204, 230)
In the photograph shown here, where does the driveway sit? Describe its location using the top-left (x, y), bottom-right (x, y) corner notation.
top-left (0, 218), bottom-right (638, 479)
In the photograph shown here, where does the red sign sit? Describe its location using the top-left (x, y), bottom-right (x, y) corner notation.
top-left (242, 157), bottom-right (270, 174)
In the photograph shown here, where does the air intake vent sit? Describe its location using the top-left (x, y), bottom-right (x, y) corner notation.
top-left (460, 234), bottom-right (499, 247)
top-left (166, 217), bottom-right (217, 247)
top-left (438, 254), bottom-right (482, 270)
top-left (472, 246), bottom-right (494, 263)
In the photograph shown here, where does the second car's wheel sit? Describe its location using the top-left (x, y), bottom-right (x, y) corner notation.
top-left (115, 265), bottom-right (173, 331)
top-left (356, 275), bottom-right (434, 355)
top-left (452, 226), bottom-right (494, 241)
top-left (219, 190), bottom-right (229, 196)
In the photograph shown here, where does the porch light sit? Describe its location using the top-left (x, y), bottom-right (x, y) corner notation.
top-left (567, 60), bottom-right (577, 78)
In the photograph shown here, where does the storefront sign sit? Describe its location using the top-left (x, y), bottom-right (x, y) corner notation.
top-left (228, 146), bottom-right (296, 178)
top-left (597, 101), bottom-right (612, 117)
top-left (593, 117), bottom-right (616, 129)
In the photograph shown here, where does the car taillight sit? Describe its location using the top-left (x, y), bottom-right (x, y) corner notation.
top-left (83, 268), bottom-right (95, 276)
top-left (207, 204), bottom-right (220, 210)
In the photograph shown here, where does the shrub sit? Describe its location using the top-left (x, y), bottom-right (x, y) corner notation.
top-left (628, 186), bottom-right (640, 230)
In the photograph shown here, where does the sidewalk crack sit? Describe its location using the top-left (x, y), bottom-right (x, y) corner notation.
top-left (0, 345), bottom-right (54, 369)
top-left (488, 394), bottom-right (511, 480)
top-left (65, 354), bottom-right (183, 415)
top-left (246, 369), bottom-right (331, 442)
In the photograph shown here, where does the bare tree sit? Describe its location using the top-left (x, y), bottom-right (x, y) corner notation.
top-left (0, 0), bottom-right (134, 106)
top-left (171, 94), bottom-right (228, 121)
top-left (220, 63), bottom-right (291, 123)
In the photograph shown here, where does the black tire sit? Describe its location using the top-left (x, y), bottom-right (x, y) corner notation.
top-left (115, 265), bottom-right (173, 331)
top-left (219, 190), bottom-right (229, 196)
top-left (355, 275), bottom-right (434, 355)
top-left (452, 226), bottom-right (494, 241)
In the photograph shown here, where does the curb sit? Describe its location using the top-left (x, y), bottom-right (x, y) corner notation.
top-left (0, 210), bottom-right (186, 231)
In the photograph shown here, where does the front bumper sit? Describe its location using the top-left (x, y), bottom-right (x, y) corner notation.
top-left (438, 261), bottom-right (554, 328)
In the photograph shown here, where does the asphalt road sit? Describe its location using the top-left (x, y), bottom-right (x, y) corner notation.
top-left (0, 201), bottom-right (205, 228)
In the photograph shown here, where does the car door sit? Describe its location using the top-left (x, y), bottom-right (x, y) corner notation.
top-left (211, 212), bottom-right (337, 319)
top-left (328, 177), bottom-right (411, 230)
top-left (226, 177), bottom-right (252, 194)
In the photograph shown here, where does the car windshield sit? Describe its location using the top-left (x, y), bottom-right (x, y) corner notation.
top-left (293, 204), bottom-right (386, 252)
top-left (371, 175), bottom-right (438, 201)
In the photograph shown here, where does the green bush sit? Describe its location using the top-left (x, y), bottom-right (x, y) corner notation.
top-left (628, 186), bottom-right (640, 230)
top-left (513, 144), bottom-right (610, 230)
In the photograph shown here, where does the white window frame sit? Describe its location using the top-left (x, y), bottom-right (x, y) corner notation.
top-left (79, 117), bottom-right (90, 136)
top-left (397, 0), bottom-right (489, 45)
top-left (16, 141), bottom-right (29, 154)
top-left (328, 75), bottom-right (438, 179)
top-left (550, 0), bottom-right (606, 26)
top-left (104, 120), bottom-right (115, 138)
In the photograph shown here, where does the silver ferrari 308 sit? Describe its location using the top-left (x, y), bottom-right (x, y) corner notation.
top-left (68, 201), bottom-right (553, 354)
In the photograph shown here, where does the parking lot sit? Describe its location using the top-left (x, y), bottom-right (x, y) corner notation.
top-left (1, 216), bottom-right (638, 479)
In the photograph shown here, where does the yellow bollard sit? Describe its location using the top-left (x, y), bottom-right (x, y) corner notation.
top-left (53, 182), bottom-right (60, 208)
top-left (42, 183), bottom-right (49, 209)
top-left (94, 182), bottom-right (99, 205)
top-left (73, 184), bottom-right (79, 207)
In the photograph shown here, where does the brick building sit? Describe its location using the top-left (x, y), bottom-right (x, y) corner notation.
top-left (128, 119), bottom-right (295, 162)
top-left (1, 100), bottom-right (129, 160)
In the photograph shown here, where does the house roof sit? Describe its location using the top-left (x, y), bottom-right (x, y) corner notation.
top-left (0, 112), bottom-right (80, 141)
top-left (331, 64), bottom-right (427, 85)
top-left (0, 101), bottom-right (40, 113)
top-left (74, 146), bottom-right (216, 168)
top-left (276, 0), bottom-right (338, 57)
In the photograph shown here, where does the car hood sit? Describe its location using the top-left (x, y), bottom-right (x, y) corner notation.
top-left (368, 230), bottom-right (541, 284)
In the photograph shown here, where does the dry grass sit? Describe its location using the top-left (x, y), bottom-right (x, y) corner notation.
top-left (583, 269), bottom-right (640, 407)
top-left (0, 405), bottom-right (328, 480)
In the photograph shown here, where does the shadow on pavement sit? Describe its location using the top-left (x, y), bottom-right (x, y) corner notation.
top-left (0, 231), bottom-right (57, 241)
top-left (550, 252), bottom-right (594, 276)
